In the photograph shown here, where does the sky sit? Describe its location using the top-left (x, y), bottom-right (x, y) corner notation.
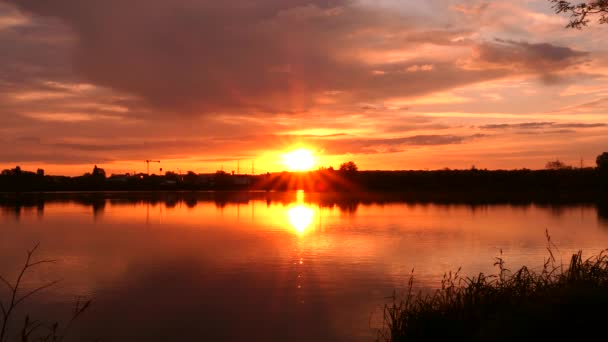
top-left (1, 0), bottom-right (607, 176)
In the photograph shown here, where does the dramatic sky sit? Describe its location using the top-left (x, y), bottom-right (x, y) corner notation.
top-left (1, 0), bottom-right (607, 175)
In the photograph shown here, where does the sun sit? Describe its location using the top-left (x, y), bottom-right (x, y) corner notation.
top-left (283, 148), bottom-right (316, 171)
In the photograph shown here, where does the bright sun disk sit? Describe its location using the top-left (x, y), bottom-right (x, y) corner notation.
top-left (283, 148), bottom-right (316, 171)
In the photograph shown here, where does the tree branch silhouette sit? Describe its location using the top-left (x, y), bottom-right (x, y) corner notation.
top-left (549, 0), bottom-right (608, 28)
top-left (0, 243), bottom-right (57, 342)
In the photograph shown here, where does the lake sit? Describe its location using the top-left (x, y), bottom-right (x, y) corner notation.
top-left (1, 192), bottom-right (607, 341)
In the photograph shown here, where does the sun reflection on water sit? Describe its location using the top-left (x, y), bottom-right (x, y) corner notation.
top-left (285, 190), bottom-right (316, 234)
top-left (287, 205), bottom-right (315, 234)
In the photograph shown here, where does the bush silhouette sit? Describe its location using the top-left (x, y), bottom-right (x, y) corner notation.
top-left (597, 152), bottom-right (608, 172)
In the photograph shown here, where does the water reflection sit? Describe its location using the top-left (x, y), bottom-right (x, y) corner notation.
top-left (285, 191), bottom-right (317, 234)
top-left (287, 205), bottom-right (316, 234)
top-left (2, 193), bottom-right (608, 341)
top-left (598, 203), bottom-right (608, 226)
top-left (1, 192), bottom-right (608, 229)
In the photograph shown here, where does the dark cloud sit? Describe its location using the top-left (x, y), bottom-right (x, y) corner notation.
top-left (544, 129), bottom-right (577, 134)
top-left (382, 123), bottom-right (452, 133)
top-left (49, 138), bottom-right (255, 159)
top-left (559, 97), bottom-right (608, 113)
top-left (0, 132), bottom-right (486, 164)
top-left (317, 134), bottom-right (486, 155)
top-left (4, 1), bottom-right (585, 117)
top-left (0, 152), bottom-right (113, 164)
top-left (0, 136), bottom-right (237, 165)
top-left (6, 0), bottom-right (366, 114)
top-left (475, 39), bottom-right (588, 75)
top-left (480, 122), bottom-right (553, 129)
top-left (554, 123), bottom-right (607, 128)
top-left (515, 129), bottom-right (577, 135)
top-left (0, 5), bottom-right (77, 98)
top-left (479, 122), bottom-right (606, 130)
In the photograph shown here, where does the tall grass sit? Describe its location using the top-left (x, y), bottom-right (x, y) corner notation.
top-left (379, 230), bottom-right (608, 341)
top-left (0, 244), bottom-right (90, 342)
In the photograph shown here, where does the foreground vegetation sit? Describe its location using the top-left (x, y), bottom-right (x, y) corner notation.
top-left (0, 244), bottom-right (89, 342)
top-left (379, 233), bottom-right (608, 341)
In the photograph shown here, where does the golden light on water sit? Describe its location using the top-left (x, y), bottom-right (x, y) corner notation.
top-left (287, 205), bottom-right (315, 234)
top-left (283, 148), bottom-right (316, 171)
top-left (285, 190), bottom-right (315, 234)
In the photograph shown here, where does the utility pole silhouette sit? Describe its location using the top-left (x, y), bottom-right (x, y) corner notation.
top-left (145, 160), bottom-right (160, 175)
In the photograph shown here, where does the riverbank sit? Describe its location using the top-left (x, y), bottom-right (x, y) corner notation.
top-left (379, 241), bottom-right (608, 341)
top-left (1, 168), bottom-right (607, 202)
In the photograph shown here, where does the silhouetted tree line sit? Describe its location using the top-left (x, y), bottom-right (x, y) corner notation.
top-left (0, 165), bottom-right (264, 192)
top-left (251, 156), bottom-right (608, 200)
top-left (1, 154), bottom-right (608, 201)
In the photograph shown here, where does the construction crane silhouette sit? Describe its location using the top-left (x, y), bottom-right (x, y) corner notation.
top-left (145, 160), bottom-right (160, 175)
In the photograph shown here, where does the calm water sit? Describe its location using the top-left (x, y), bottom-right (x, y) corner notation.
top-left (1, 192), bottom-right (608, 341)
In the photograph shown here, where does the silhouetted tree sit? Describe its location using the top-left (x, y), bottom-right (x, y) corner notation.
top-left (92, 165), bottom-right (106, 179)
top-left (549, 0), bottom-right (608, 28)
top-left (339, 161), bottom-right (358, 173)
top-left (214, 170), bottom-right (231, 189)
top-left (184, 171), bottom-right (198, 185)
top-left (36, 168), bottom-right (44, 176)
top-left (597, 152), bottom-right (608, 172)
top-left (545, 159), bottom-right (571, 170)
